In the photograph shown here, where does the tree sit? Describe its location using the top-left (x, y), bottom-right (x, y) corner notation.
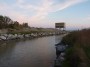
top-left (13, 21), bottom-right (20, 29)
top-left (3, 16), bottom-right (13, 28)
top-left (0, 15), bottom-right (4, 29)
top-left (0, 15), bottom-right (30, 29)
top-left (22, 23), bottom-right (28, 28)
top-left (0, 15), bottom-right (13, 28)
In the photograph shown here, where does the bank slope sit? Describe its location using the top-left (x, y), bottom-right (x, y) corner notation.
top-left (61, 29), bottom-right (90, 67)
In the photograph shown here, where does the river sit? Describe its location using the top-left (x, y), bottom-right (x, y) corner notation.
top-left (0, 35), bottom-right (63, 67)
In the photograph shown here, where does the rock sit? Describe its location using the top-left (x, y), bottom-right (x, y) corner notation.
top-left (0, 36), bottom-right (7, 40)
top-left (6, 34), bottom-right (15, 39)
top-left (2, 34), bottom-right (8, 37)
top-left (58, 56), bottom-right (65, 62)
top-left (55, 42), bottom-right (62, 46)
top-left (54, 59), bottom-right (61, 67)
top-left (56, 44), bottom-right (66, 59)
top-left (25, 34), bottom-right (30, 38)
top-left (14, 34), bottom-right (18, 37)
top-left (17, 34), bottom-right (24, 39)
top-left (56, 45), bottom-right (66, 52)
top-left (60, 52), bottom-right (66, 57)
top-left (66, 44), bottom-right (68, 48)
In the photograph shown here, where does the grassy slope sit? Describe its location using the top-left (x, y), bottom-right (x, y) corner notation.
top-left (0, 28), bottom-right (58, 34)
top-left (61, 29), bottom-right (90, 67)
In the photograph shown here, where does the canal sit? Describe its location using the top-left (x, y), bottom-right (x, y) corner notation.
top-left (0, 35), bottom-right (63, 67)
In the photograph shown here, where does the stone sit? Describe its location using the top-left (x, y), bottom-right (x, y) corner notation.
top-left (0, 36), bottom-right (6, 40)
top-left (56, 45), bottom-right (66, 52)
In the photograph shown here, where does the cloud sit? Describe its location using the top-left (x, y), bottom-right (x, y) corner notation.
top-left (0, 0), bottom-right (87, 26)
top-left (0, 3), bottom-right (9, 11)
top-left (29, 0), bottom-right (53, 22)
top-left (50, 0), bottom-right (86, 12)
top-left (16, 0), bottom-right (39, 10)
top-left (86, 17), bottom-right (90, 20)
top-left (0, 1), bottom-right (30, 23)
top-left (16, 0), bottom-right (86, 22)
top-left (18, 0), bottom-right (85, 22)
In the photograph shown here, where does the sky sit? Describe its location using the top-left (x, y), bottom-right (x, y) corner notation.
top-left (0, 0), bottom-right (90, 30)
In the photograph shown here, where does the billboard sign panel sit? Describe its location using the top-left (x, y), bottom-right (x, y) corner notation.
top-left (55, 22), bottom-right (65, 28)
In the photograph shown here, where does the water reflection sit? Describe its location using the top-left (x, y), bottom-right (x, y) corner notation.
top-left (55, 35), bottom-right (64, 44)
top-left (0, 36), bottom-right (62, 67)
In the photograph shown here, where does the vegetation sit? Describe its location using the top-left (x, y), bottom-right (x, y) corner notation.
top-left (0, 15), bottom-right (58, 34)
top-left (61, 29), bottom-right (90, 67)
top-left (0, 15), bottom-right (29, 29)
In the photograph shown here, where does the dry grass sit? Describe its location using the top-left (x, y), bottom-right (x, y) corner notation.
top-left (62, 29), bottom-right (90, 67)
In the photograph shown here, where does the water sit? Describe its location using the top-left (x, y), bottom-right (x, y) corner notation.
top-left (0, 35), bottom-right (63, 67)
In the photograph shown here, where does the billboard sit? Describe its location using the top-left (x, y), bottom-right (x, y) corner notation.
top-left (55, 22), bottom-right (65, 28)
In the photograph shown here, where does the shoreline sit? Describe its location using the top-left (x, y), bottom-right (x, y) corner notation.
top-left (54, 42), bottom-right (68, 67)
top-left (0, 33), bottom-right (64, 42)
